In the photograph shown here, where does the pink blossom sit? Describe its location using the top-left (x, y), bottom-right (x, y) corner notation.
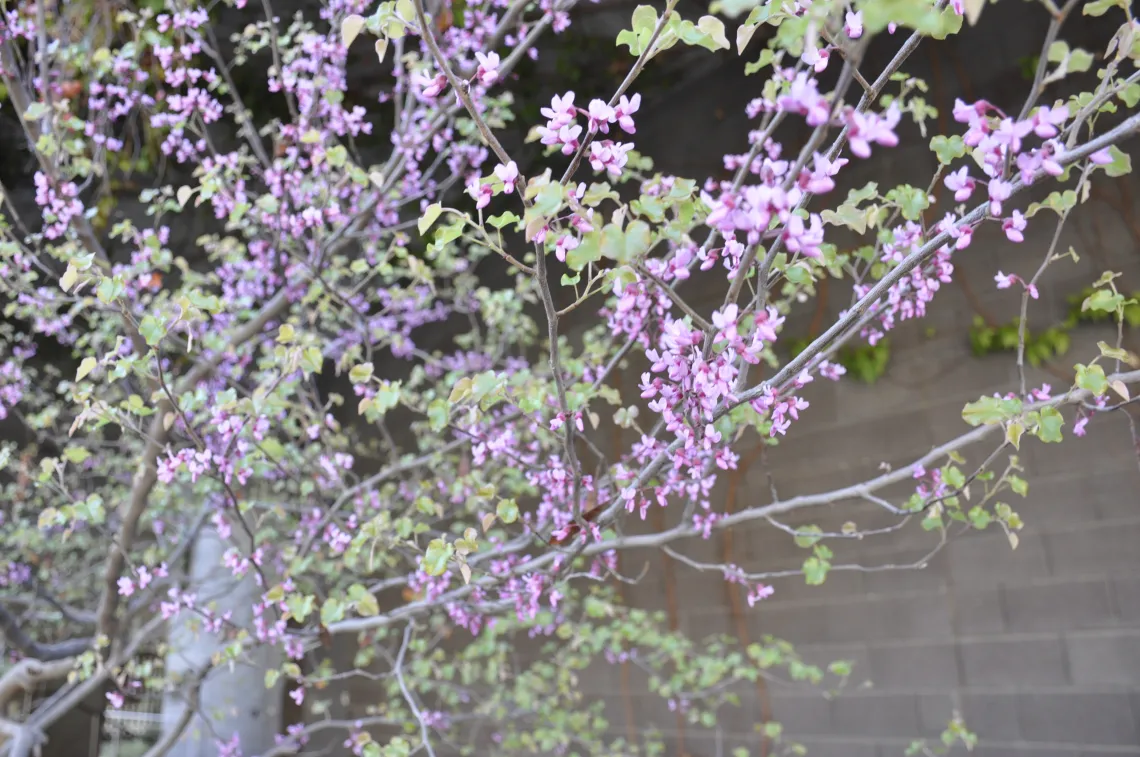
top-left (1089, 147), bottom-right (1113, 165)
top-left (845, 10), bottom-right (863, 38)
top-left (944, 166), bottom-right (976, 202)
top-left (420, 72), bottom-right (448, 98)
top-left (819, 360), bottom-right (846, 380)
top-left (776, 73), bottom-right (831, 126)
top-left (588, 141), bottom-right (633, 177)
top-left (1002, 210), bottom-right (1026, 242)
top-left (1031, 104), bottom-right (1068, 138)
top-left (466, 177), bottom-right (493, 209)
top-left (802, 42), bottom-right (830, 73)
top-left (846, 104), bottom-right (900, 159)
top-left (987, 178), bottom-right (1012, 216)
top-left (494, 161), bottom-right (519, 189)
top-left (747, 584), bottom-right (775, 606)
top-left (586, 99), bottom-right (616, 133)
top-left (614, 93), bottom-right (640, 134)
top-left (474, 51), bottom-right (500, 85)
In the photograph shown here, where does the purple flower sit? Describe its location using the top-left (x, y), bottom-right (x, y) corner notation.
top-left (987, 178), bottom-right (1012, 216)
top-left (1002, 210), bottom-right (1026, 242)
top-left (1089, 147), bottom-right (1113, 165)
top-left (846, 104), bottom-right (900, 159)
top-left (494, 160), bottom-right (518, 189)
top-left (586, 99), bottom-right (616, 133)
top-left (944, 166), bottom-right (976, 202)
top-left (1031, 104), bottom-right (1068, 138)
top-left (474, 51), bottom-right (500, 85)
top-left (614, 93), bottom-right (640, 134)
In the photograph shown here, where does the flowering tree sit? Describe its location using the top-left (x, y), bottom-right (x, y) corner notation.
top-left (1, 0), bottom-right (1139, 754)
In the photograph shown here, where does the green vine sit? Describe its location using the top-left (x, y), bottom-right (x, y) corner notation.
top-left (969, 280), bottom-right (1140, 364)
top-left (789, 338), bottom-right (891, 384)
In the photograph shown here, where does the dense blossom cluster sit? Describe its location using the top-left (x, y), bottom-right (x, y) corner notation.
top-left (1, 0), bottom-right (1137, 752)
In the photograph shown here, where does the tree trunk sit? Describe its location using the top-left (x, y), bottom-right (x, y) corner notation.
top-left (161, 525), bottom-right (282, 757)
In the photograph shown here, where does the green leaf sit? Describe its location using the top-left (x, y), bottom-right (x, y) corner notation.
top-left (496, 498), bottom-right (520, 524)
top-left (1035, 406), bottom-right (1064, 442)
top-left (1067, 48), bottom-right (1094, 72)
top-left (23, 102), bottom-right (50, 121)
top-left (962, 396), bottom-right (1023, 426)
top-left (617, 5), bottom-right (660, 56)
top-left (1119, 83), bottom-right (1140, 108)
top-left (1005, 421), bottom-right (1024, 449)
top-left (427, 399), bottom-right (449, 432)
top-left (418, 203), bottom-right (443, 235)
top-left (1103, 146), bottom-right (1132, 177)
top-left (1075, 363), bottom-right (1108, 396)
top-left (59, 264), bottom-right (78, 292)
top-left (821, 204), bottom-right (870, 235)
top-left (1083, 288), bottom-right (1124, 313)
top-left (320, 597), bottom-right (346, 625)
top-left (355, 591), bottom-right (379, 617)
top-left (530, 182), bottom-right (563, 217)
top-left (76, 357), bottom-right (97, 382)
top-left (138, 315), bottom-right (165, 347)
top-left (930, 134), bottom-right (966, 164)
top-left (96, 277), bottom-right (125, 304)
top-left (349, 362), bottom-right (374, 383)
top-left (341, 13), bottom-right (366, 47)
top-left (803, 555), bottom-right (829, 585)
top-left (63, 446), bottom-right (91, 464)
top-left (487, 211), bottom-right (520, 229)
top-left (793, 525), bottom-right (822, 548)
top-left (286, 594), bottom-right (314, 623)
top-left (422, 539), bottom-right (454, 576)
top-left (1083, 0), bottom-right (1124, 14)
top-left (886, 185), bottom-right (930, 222)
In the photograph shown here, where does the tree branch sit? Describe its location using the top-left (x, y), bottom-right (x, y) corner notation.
top-left (0, 605), bottom-right (91, 662)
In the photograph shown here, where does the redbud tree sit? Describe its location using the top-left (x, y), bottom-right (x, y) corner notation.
top-left (0, 0), bottom-right (1138, 754)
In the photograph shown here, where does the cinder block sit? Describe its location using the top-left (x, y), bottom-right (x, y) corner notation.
top-left (1111, 575), bottom-right (1140, 622)
top-left (1088, 468), bottom-right (1140, 520)
top-left (749, 603), bottom-right (834, 645)
top-left (951, 588), bottom-right (1006, 635)
top-left (1017, 691), bottom-right (1139, 746)
top-left (1012, 475), bottom-right (1103, 529)
top-left (856, 593), bottom-right (955, 643)
top-left (867, 642), bottom-right (960, 688)
top-left (959, 692), bottom-right (1022, 740)
top-left (946, 531), bottom-right (1051, 586)
top-left (958, 636), bottom-right (1070, 687)
top-left (969, 747), bottom-right (1078, 757)
top-left (861, 549), bottom-right (950, 594)
top-left (766, 407), bottom-right (936, 481)
top-left (1065, 631), bottom-right (1140, 686)
top-left (1044, 521), bottom-right (1140, 576)
top-left (915, 693), bottom-right (958, 737)
top-left (830, 693), bottom-right (922, 738)
top-left (792, 739), bottom-right (881, 757)
top-left (1026, 417), bottom-right (1140, 478)
top-left (1002, 578), bottom-right (1115, 632)
top-left (769, 694), bottom-right (834, 736)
